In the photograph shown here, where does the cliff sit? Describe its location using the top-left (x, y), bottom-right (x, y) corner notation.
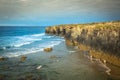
top-left (45, 21), bottom-right (120, 66)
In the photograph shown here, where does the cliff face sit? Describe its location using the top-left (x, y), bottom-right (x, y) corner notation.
top-left (45, 21), bottom-right (120, 66)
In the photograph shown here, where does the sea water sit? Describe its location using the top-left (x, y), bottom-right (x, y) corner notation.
top-left (0, 26), bottom-right (116, 80)
top-left (0, 26), bottom-right (63, 57)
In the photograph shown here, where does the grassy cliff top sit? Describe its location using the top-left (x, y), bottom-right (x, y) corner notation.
top-left (48, 21), bottom-right (120, 30)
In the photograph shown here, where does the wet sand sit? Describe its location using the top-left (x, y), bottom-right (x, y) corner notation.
top-left (0, 41), bottom-right (118, 80)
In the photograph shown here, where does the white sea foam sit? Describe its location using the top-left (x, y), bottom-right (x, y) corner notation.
top-left (5, 48), bottom-right (43, 58)
top-left (13, 42), bottom-right (33, 47)
top-left (32, 33), bottom-right (45, 37)
top-left (4, 40), bottom-right (63, 58)
top-left (1, 33), bottom-right (62, 49)
top-left (12, 33), bottom-right (45, 47)
top-left (43, 36), bottom-right (53, 38)
top-left (68, 51), bottom-right (76, 53)
top-left (48, 41), bottom-right (62, 47)
top-left (0, 47), bottom-right (6, 50)
top-left (1, 32), bottom-right (64, 57)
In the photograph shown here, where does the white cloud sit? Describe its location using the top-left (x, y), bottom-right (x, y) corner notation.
top-left (0, 0), bottom-right (120, 25)
top-left (20, 0), bottom-right (27, 2)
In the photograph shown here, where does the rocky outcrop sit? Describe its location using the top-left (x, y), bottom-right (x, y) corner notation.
top-left (44, 47), bottom-right (53, 52)
top-left (20, 55), bottom-right (27, 62)
top-left (45, 21), bottom-right (120, 66)
top-left (0, 56), bottom-right (7, 61)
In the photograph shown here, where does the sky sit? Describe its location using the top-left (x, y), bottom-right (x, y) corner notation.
top-left (0, 0), bottom-right (120, 26)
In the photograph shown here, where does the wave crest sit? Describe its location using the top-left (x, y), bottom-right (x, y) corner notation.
top-left (12, 33), bottom-right (45, 47)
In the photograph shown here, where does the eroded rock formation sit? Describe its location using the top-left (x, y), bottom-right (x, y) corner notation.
top-left (45, 21), bottom-right (120, 66)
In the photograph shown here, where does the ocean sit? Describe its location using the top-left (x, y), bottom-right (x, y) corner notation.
top-left (0, 26), bottom-right (113, 80)
top-left (0, 26), bottom-right (64, 57)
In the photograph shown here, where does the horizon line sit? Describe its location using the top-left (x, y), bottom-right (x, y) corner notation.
top-left (0, 20), bottom-right (120, 27)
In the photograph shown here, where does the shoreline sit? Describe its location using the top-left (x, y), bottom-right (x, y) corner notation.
top-left (65, 39), bottom-right (120, 78)
top-left (0, 41), bottom-right (110, 80)
top-left (45, 21), bottom-right (120, 67)
top-left (65, 39), bottom-right (120, 67)
top-left (45, 21), bottom-right (120, 79)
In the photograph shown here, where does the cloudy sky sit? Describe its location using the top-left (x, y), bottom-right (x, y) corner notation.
top-left (0, 0), bottom-right (120, 26)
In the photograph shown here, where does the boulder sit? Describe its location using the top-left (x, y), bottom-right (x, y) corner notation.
top-left (20, 55), bottom-right (27, 62)
top-left (44, 48), bottom-right (53, 52)
top-left (0, 57), bottom-right (6, 61)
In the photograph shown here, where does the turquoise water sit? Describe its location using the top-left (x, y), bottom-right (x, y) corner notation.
top-left (0, 26), bottom-right (64, 57)
top-left (0, 26), bottom-right (118, 80)
top-left (0, 41), bottom-right (109, 80)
